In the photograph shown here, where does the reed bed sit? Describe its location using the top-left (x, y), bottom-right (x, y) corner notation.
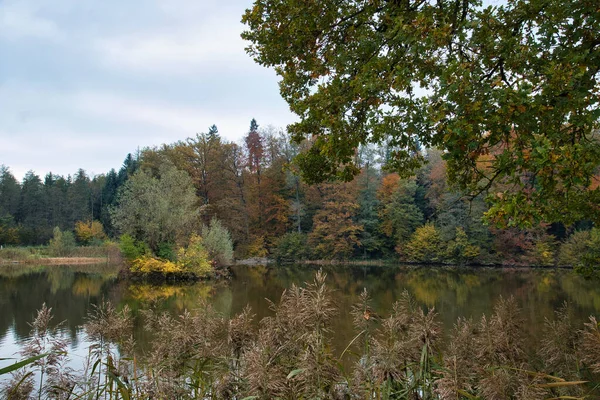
top-left (0, 244), bottom-right (121, 264)
top-left (2, 270), bottom-right (599, 399)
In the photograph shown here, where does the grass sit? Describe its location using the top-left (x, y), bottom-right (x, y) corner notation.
top-left (1, 271), bottom-right (599, 399)
top-left (0, 243), bottom-right (121, 264)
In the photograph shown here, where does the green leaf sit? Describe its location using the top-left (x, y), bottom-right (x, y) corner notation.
top-left (0, 353), bottom-right (48, 375)
top-left (108, 370), bottom-right (131, 400)
top-left (286, 368), bottom-right (306, 380)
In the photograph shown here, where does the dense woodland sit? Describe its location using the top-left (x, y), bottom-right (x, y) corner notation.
top-left (1, 120), bottom-right (598, 268)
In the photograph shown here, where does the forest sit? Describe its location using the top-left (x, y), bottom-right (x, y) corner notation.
top-left (1, 120), bottom-right (599, 272)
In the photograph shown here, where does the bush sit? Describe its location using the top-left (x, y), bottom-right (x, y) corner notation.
top-left (130, 256), bottom-right (182, 275)
top-left (246, 235), bottom-right (268, 258)
top-left (157, 242), bottom-right (176, 261)
top-left (404, 224), bottom-right (443, 262)
top-left (48, 227), bottom-right (76, 257)
top-left (119, 234), bottom-right (149, 262)
top-left (0, 246), bottom-right (33, 260)
top-left (532, 240), bottom-right (556, 266)
top-left (74, 220), bottom-right (107, 245)
top-left (201, 218), bottom-right (234, 266)
top-left (176, 234), bottom-right (213, 277)
top-left (273, 232), bottom-right (310, 263)
top-left (558, 230), bottom-right (592, 266)
top-left (0, 224), bottom-right (19, 246)
top-left (446, 227), bottom-right (480, 265)
top-left (576, 228), bottom-right (600, 278)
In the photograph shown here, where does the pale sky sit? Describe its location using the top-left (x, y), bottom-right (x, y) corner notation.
top-left (0, 0), bottom-right (296, 180)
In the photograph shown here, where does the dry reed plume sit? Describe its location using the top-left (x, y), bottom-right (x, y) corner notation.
top-left (2, 271), bottom-right (600, 399)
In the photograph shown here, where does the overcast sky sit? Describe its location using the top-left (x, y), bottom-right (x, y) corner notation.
top-left (0, 0), bottom-right (296, 180)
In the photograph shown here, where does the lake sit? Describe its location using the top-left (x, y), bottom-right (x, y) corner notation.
top-left (1, 263), bottom-right (600, 369)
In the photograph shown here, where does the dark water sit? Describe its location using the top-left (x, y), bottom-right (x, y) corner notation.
top-left (1, 263), bottom-right (600, 365)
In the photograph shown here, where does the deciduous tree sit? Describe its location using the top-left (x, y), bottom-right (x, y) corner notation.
top-left (111, 163), bottom-right (199, 252)
top-left (242, 0), bottom-right (600, 225)
top-left (309, 182), bottom-right (363, 259)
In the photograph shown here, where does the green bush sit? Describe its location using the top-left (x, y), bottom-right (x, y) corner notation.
top-left (0, 246), bottom-right (34, 260)
top-left (119, 234), bottom-right (149, 262)
top-left (558, 230), bottom-right (591, 267)
top-left (446, 227), bottom-right (480, 265)
top-left (157, 242), bottom-right (176, 261)
top-left (273, 232), bottom-right (310, 263)
top-left (48, 227), bottom-right (76, 257)
top-left (576, 228), bottom-right (600, 278)
top-left (201, 218), bottom-right (234, 266)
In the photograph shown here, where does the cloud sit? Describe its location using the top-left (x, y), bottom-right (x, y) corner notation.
top-left (0, 0), bottom-right (296, 180)
top-left (96, 15), bottom-right (250, 74)
top-left (0, 1), bottom-right (63, 41)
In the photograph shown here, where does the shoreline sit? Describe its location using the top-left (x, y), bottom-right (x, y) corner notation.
top-left (233, 258), bottom-right (573, 269)
top-left (0, 256), bottom-right (574, 270)
top-left (0, 257), bottom-right (109, 265)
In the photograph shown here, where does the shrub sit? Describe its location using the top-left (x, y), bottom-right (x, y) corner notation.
top-left (201, 218), bottom-right (234, 266)
top-left (0, 246), bottom-right (32, 260)
top-left (576, 228), bottom-right (600, 278)
top-left (0, 224), bottom-right (19, 246)
top-left (247, 235), bottom-right (268, 258)
top-left (130, 256), bottom-right (182, 275)
top-left (533, 240), bottom-right (556, 266)
top-left (119, 234), bottom-right (149, 262)
top-left (558, 230), bottom-right (592, 266)
top-left (48, 227), bottom-right (76, 257)
top-left (74, 220), bottom-right (107, 245)
top-left (176, 234), bottom-right (213, 278)
top-left (446, 227), bottom-right (481, 265)
top-left (404, 224), bottom-right (443, 262)
top-left (157, 242), bottom-right (176, 261)
top-left (273, 232), bottom-right (310, 263)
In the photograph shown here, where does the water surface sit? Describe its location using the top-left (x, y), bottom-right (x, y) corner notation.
top-left (1, 263), bottom-right (599, 366)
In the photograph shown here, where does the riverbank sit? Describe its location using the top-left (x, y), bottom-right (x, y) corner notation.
top-left (0, 256), bottom-right (108, 265)
top-left (0, 244), bottom-right (121, 265)
top-left (234, 257), bottom-right (574, 269)
top-left (0, 255), bottom-right (573, 270)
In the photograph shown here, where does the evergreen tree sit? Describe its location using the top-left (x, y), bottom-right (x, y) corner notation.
top-left (68, 169), bottom-right (91, 224)
top-left (100, 169), bottom-right (120, 234)
top-left (356, 162), bottom-right (382, 258)
top-left (117, 153), bottom-right (139, 186)
top-left (207, 124), bottom-right (219, 141)
top-left (378, 175), bottom-right (424, 254)
top-left (0, 166), bottom-right (20, 219)
top-left (436, 193), bottom-right (491, 252)
top-left (18, 171), bottom-right (49, 243)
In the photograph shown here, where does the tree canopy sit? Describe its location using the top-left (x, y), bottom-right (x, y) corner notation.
top-left (242, 0), bottom-right (600, 226)
top-left (110, 163), bottom-right (199, 252)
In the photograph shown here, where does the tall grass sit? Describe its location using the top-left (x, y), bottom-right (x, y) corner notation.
top-left (2, 271), bottom-right (599, 399)
top-left (0, 242), bottom-right (121, 263)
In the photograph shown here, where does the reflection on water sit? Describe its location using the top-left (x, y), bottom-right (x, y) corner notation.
top-left (1, 263), bottom-right (600, 357)
top-left (0, 264), bottom-right (118, 343)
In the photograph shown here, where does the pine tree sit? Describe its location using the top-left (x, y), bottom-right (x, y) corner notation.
top-left (378, 175), bottom-right (424, 254)
top-left (0, 166), bottom-right (20, 219)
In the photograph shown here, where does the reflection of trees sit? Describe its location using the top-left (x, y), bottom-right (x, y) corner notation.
top-left (123, 283), bottom-right (215, 311)
top-left (72, 276), bottom-right (105, 297)
top-left (2, 263), bottom-right (600, 366)
top-left (560, 274), bottom-right (600, 310)
top-left (0, 265), bottom-right (118, 343)
top-left (47, 268), bottom-right (74, 294)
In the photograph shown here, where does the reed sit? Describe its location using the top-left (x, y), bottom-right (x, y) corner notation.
top-left (1, 271), bottom-right (599, 399)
